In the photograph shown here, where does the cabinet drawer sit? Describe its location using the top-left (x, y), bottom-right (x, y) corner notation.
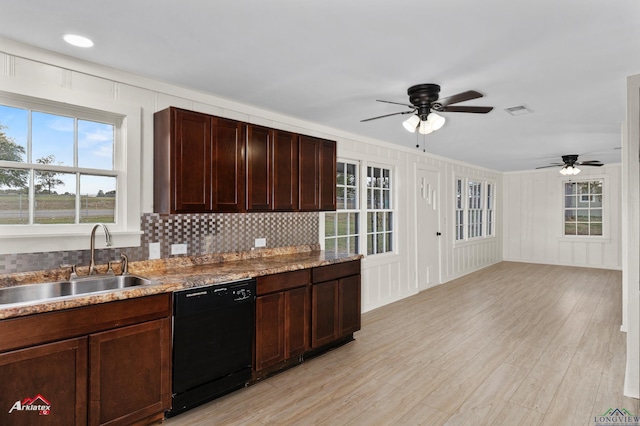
top-left (312, 260), bottom-right (360, 283)
top-left (0, 294), bottom-right (171, 353)
top-left (257, 270), bottom-right (310, 295)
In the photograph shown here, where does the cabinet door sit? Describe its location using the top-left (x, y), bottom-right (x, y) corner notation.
top-left (272, 130), bottom-right (298, 211)
top-left (339, 275), bottom-right (361, 336)
top-left (298, 135), bottom-right (320, 211)
top-left (319, 139), bottom-right (337, 211)
top-left (0, 337), bottom-right (87, 426)
top-left (311, 280), bottom-right (339, 348)
top-left (246, 124), bottom-right (271, 211)
top-left (255, 293), bottom-right (285, 371)
top-left (89, 318), bottom-right (171, 426)
top-left (173, 108), bottom-right (213, 212)
top-left (212, 117), bottom-right (245, 212)
top-left (285, 286), bottom-right (309, 358)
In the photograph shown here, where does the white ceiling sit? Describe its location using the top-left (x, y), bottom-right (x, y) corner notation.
top-left (1, 0), bottom-right (639, 171)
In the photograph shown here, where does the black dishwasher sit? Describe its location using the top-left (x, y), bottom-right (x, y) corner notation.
top-left (167, 279), bottom-right (255, 417)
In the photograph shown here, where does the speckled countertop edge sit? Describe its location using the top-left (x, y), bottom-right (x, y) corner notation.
top-left (0, 245), bottom-right (362, 320)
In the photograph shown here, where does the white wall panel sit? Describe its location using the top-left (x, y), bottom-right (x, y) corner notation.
top-left (503, 166), bottom-right (622, 270)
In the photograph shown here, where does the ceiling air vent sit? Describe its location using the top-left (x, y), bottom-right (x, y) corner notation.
top-left (504, 105), bottom-right (531, 116)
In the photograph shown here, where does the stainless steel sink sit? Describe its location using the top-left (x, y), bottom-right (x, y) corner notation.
top-left (0, 275), bottom-right (157, 306)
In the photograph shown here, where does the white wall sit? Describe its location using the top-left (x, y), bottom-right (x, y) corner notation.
top-left (0, 37), bottom-right (503, 313)
top-left (502, 165), bottom-right (622, 270)
top-left (623, 74), bottom-right (640, 399)
top-left (326, 130), bottom-right (503, 313)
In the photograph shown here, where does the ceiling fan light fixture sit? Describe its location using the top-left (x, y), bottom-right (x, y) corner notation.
top-left (402, 115), bottom-right (420, 133)
top-left (560, 165), bottom-right (581, 176)
top-left (418, 119), bottom-right (434, 134)
top-left (427, 112), bottom-right (446, 130)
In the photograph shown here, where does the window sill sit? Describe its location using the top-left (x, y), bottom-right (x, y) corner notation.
top-left (558, 236), bottom-right (611, 243)
top-left (362, 251), bottom-right (401, 266)
top-left (454, 235), bottom-right (497, 247)
top-left (0, 231), bottom-right (143, 255)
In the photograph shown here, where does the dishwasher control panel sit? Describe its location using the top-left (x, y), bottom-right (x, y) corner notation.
top-left (174, 279), bottom-right (256, 316)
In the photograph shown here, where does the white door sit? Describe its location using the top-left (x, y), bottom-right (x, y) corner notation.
top-left (416, 168), bottom-right (441, 291)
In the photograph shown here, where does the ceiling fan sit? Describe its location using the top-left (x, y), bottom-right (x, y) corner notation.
top-left (536, 154), bottom-right (604, 175)
top-left (361, 84), bottom-right (494, 134)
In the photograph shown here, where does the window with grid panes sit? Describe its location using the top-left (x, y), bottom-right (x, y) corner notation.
top-left (0, 102), bottom-right (118, 225)
top-left (467, 180), bottom-right (483, 238)
top-left (366, 165), bottom-right (393, 255)
top-left (564, 179), bottom-right (603, 236)
top-left (455, 178), bottom-right (464, 240)
top-left (455, 177), bottom-right (495, 242)
top-left (324, 161), bottom-right (359, 254)
top-left (486, 183), bottom-right (495, 236)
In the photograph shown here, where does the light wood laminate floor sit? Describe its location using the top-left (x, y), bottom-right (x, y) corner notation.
top-left (163, 262), bottom-right (638, 425)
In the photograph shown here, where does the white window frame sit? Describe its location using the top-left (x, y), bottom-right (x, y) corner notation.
top-left (366, 163), bottom-right (394, 256)
top-left (321, 159), bottom-right (396, 258)
top-left (561, 176), bottom-right (607, 239)
top-left (486, 182), bottom-right (495, 237)
top-left (455, 176), bottom-right (496, 243)
top-left (324, 159), bottom-right (360, 255)
top-left (0, 91), bottom-right (141, 254)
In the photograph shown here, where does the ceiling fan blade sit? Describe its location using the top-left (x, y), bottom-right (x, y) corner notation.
top-left (360, 110), bottom-right (415, 122)
top-left (535, 164), bottom-right (564, 169)
top-left (437, 90), bottom-right (483, 107)
top-left (578, 162), bottom-right (604, 167)
top-left (442, 105), bottom-right (494, 114)
top-left (578, 160), bottom-right (603, 165)
top-left (376, 99), bottom-right (415, 108)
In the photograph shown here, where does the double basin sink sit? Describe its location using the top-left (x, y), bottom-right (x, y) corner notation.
top-left (0, 275), bottom-right (157, 307)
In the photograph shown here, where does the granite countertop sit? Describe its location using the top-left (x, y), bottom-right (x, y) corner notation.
top-left (0, 245), bottom-right (362, 320)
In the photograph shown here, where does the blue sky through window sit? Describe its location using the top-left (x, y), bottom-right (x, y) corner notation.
top-left (1, 104), bottom-right (115, 195)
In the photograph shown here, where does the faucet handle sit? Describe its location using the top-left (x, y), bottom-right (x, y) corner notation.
top-left (60, 264), bottom-right (78, 279)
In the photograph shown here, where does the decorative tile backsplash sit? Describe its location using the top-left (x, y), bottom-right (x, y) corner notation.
top-left (0, 212), bottom-right (319, 274)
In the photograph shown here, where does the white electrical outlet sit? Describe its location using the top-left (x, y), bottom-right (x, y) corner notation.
top-left (254, 238), bottom-right (266, 248)
top-left (148, 242), bottom-right (161, 260)
top-left (171, 243), bottom-right (188, 255)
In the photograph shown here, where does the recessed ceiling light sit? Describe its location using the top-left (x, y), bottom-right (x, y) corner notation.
top-left (63, 34), bottom-right (94, 48)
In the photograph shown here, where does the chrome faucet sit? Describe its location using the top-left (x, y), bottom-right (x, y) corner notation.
top-left (89, 223), bottom-right (112, 275)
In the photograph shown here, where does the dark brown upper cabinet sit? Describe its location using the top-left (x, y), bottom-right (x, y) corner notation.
top-left (155, 107), bottom-right (334, 213)
top-left (246, 126), bottom-right (299, 212)
top-left (212, 116), bottom-right (245, 212)
top-left (154, 107), bottom-right (245, 214)
top-left (272, 130), bottom-right (299, 211)
top-left (298, 135), bottom-right (336, 211)
top-left (246, 124), bottom-right (272, 211)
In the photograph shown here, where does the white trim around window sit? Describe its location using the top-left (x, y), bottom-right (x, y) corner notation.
top-left (322, 159), bottom-right (396, 257)
top-left (560, 175), bottom-right (609, 241)
top-left (455, 176), bottom-right (496, 243)
top-left (0, 91), bottom-right (142, 254)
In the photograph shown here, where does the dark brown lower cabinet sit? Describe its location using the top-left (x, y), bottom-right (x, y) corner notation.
top-left (255, 270), bottom-right (310, 373)
top-left (311, 280), bottom-right (339, 348)
top-left (0, 337), bottom-right (88, 426)
top-left (89, 318), bottom-right (171, 426)
top-left (0, 294), bottom-right (171, 426)
top-left (255, 292), bottom-right (285, 370)
top-left (311, 260), bottom-right (361, 349)
top-left (339, 274), bottom-right (361, 336)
